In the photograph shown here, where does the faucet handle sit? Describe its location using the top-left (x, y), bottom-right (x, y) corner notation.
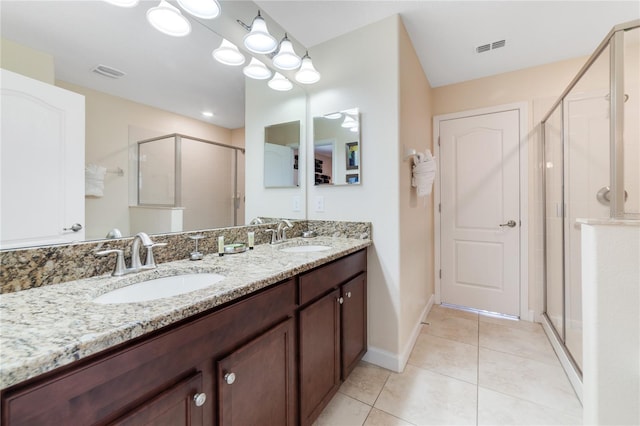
top-left (143, 242), bottom-right (167, 269)
top-left (264, 229), bottom-right (277, 244)
top-left (96, 249), bottom-right (126, 276)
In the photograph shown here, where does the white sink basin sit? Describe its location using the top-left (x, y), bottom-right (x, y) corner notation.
top-left (94, 273), bottom-right (225, 304)
top-left (279, 245), bottom-right (332, 253)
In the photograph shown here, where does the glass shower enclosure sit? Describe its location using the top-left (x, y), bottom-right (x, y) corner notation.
top-left (541, 20), bottom-right (639, 376)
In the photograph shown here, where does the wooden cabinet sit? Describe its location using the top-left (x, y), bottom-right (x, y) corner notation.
top-left (217, 318), bottom-right (296, 426)
top-left (298, 250), bottom-right (367, 425)
top-left (1, 249), bottom-right (367, 426)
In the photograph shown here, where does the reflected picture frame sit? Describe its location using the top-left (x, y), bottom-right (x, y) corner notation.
top-left (346, 142), bottom-right (359, 170)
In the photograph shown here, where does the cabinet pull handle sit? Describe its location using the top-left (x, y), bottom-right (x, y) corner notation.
top-left (224, 372), bottom-right (236, 385)
top-left (193, 392), bottom-right (207, 407)
top-left (338, 297), bottom-right (344, 305)
top-left (346, 291), bottom-right (352, 298)
top-left (63, 223), bottom-right (83, 232)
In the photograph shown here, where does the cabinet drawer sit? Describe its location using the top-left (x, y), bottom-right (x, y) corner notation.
top-left (299, 250), bottom-right (366, 305)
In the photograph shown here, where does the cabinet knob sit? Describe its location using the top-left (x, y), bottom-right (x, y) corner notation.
top-left (346, 291), bottom-right (352, 298)
top-left (338, 297), bottom-right (344, 305)
top-left (63, 223), bottom-right (83, 232)
top-left (193, 392), bottom-right (207, 407)
top-left (224, 372), bottom-right (236, 385)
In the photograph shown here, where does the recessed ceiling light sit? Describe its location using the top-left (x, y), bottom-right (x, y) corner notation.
top-left (202, 111), bottom-right (214, 117)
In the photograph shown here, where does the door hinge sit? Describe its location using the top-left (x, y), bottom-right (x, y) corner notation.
top-left (439, 269), bottom-right (442, 279)
top-left (438, 203), bottom-right (441, 213)
top-left (438, 136), bottom-right (440, 146)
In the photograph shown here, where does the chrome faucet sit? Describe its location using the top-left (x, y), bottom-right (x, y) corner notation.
top-left (276, 219), bottom-right (293, 242)
top-left (96, 232), bottom-right (166, 276)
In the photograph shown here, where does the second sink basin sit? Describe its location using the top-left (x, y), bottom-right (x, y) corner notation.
top-left (279, 245), bottom-right (332, 253)
top-left (94, 273), bottom-right (225, 304)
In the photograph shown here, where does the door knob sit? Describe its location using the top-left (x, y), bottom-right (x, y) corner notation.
top-left (499, 220), bottom-right (517, 228)
top-left (63, 223), bottom-right (83, 232)
top-left (193, 392), bottom-right (207, 407)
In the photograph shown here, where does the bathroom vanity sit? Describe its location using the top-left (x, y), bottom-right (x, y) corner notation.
top-left (0, 237), bottom-right (369, 426)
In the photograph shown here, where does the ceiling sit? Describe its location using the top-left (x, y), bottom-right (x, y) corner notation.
top-left (1, 1), bottom-right (638, 130)
top-left (257, 1), bottom-right (639, 88)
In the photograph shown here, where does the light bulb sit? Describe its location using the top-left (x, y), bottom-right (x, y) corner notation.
top-left (243, 11), bottom-right (277, 54)
top-left (146, 0), bottom-right (191, 37)
top-left (213, 39), bottom-right (245, 66)
top-left (268, 73), bottom-right (293, 91)
top-left (295, 53), bottom-right (320, 84)
top-left (177, 0), bottom-right (220, 19)
top-left (243, 58), bottom-right (272, 80)
top-left (272, 34), bottom-right (301, 70)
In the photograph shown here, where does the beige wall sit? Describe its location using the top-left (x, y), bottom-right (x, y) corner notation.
top-left (432, 56), bottom-right (589, 317)
top-left (0, 38), bottom-right (54, 84)
top-left (57, 81), bottom-right (235, 239)
top-left (398, 20), bottom-right (434, 354)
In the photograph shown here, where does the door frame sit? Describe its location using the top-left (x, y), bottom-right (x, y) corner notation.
top-left (433, 102), bottom-right (530, 320)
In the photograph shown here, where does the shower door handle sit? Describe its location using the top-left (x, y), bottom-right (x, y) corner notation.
top-left (499, 220), bottom-right (517, 228)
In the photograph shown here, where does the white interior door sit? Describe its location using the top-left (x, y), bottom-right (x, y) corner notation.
top-left (1, 69), bottom-right (85, 249)
top-left (264, 142), bottom-right (294, 187)
top-left (439, 109), bottom-right (521, 316)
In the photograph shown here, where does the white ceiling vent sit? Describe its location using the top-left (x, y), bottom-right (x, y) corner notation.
top-left (92, 64), bottom-right (126, 79)
top-left (476, 39), bottom-right (506, 53)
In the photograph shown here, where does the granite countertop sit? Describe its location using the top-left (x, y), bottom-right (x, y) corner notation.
top-left (0, 236), bottom-right (371, 390)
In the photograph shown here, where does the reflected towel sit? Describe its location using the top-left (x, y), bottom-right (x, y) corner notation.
top-left (85, 163), bottom-right (107, 197)
top-left (412, 151), bottom-right (436, 197)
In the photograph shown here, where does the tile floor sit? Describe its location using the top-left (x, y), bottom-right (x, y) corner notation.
top-left (314, 305), bottom-right (582, 426)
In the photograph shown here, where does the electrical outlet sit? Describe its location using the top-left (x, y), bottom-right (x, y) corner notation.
top-left (292, 195), bottom-right (301, 212)
top-left (315, 196), bottom-right (325, 212)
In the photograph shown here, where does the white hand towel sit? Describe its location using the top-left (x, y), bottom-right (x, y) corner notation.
top-left (411, 151), bottom-right (437, 197)
top-left (85, 163), bottom-right (107, 197)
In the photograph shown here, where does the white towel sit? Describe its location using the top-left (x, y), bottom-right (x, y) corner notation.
top-left (412, 151), bottom-right (436, 197)
top-left (85, 164), bottom-right (107, 197)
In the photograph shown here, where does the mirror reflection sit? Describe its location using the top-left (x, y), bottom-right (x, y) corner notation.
top-left (0, 0), bottom-right (306, 245)
top-left (313, 108), bottom-right (361, 185)
top-left (264, 121), bottom-right (300, 188)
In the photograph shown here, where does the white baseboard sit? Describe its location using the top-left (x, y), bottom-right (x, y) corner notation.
top-left (362, 294), bottom-right (435, 373)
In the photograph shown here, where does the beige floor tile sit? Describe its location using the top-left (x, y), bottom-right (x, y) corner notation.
top-left (480, 321), bottom-right (559, 365)
top-left (478, 348), bottom-right (582, 417)
top-left (478, 387), bottom-right (582, 426)
top-left (374, 364), bottom-right (477, 425)
top-left (408, 333), bottom-right (478, 384)
top-left (339, 361), bottom-right (391, 405)
top-left (479, 313), bottom-right (543, 333)
top-left (313, 392), bottom-right (371, 426)
top-left (364, 408), bottom-right (416, 426)
top-left (423, 315), bottom-right (479, 346)
top-left (428, 304), bottom-right (479, 322)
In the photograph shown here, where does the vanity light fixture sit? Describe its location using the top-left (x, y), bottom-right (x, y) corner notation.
top-left (146, 0), bottom-right (191, 37)
top-left (272, 34), bottom-right (301, 70)
top-left (268, 73), bottom-right (293, 91)
top-left (213, 39), bottom-right (245, 66)
top-left (202, 111), bottom-right (214, 117)
top-left (243, 11), bottom-right (277, 54)
top-left (177, 0), bottom-right (220, 19)
top-left (295, 51), bottom-right (321, 84)
top-left (103, 0), bottom-right (139, 7)
top-left (323, 112), bottom-right (342, 119)
top-left (243, 58), bottom-right (272, 80)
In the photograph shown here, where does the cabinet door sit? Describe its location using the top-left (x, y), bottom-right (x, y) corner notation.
top-left (110, 373), bottom-right (204, 426)
top-left (341, 273), bottom-right (367, 379)
top-left (299, 289), bottom-right (341, 426)
top-left (217, 318), bottom-right (296, 426)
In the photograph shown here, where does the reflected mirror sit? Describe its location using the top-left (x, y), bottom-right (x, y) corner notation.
top-left (0, 0), bottom-right (307, 245)
top-left (264, 121), bottom-right (300, 188)
top-left (313, 108), bottom-right (360, 185)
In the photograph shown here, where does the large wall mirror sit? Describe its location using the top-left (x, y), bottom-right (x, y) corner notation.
top-left (313, 108), bottom-right (361, 185)
top-left (1, 0), bottom-right (307, 246)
